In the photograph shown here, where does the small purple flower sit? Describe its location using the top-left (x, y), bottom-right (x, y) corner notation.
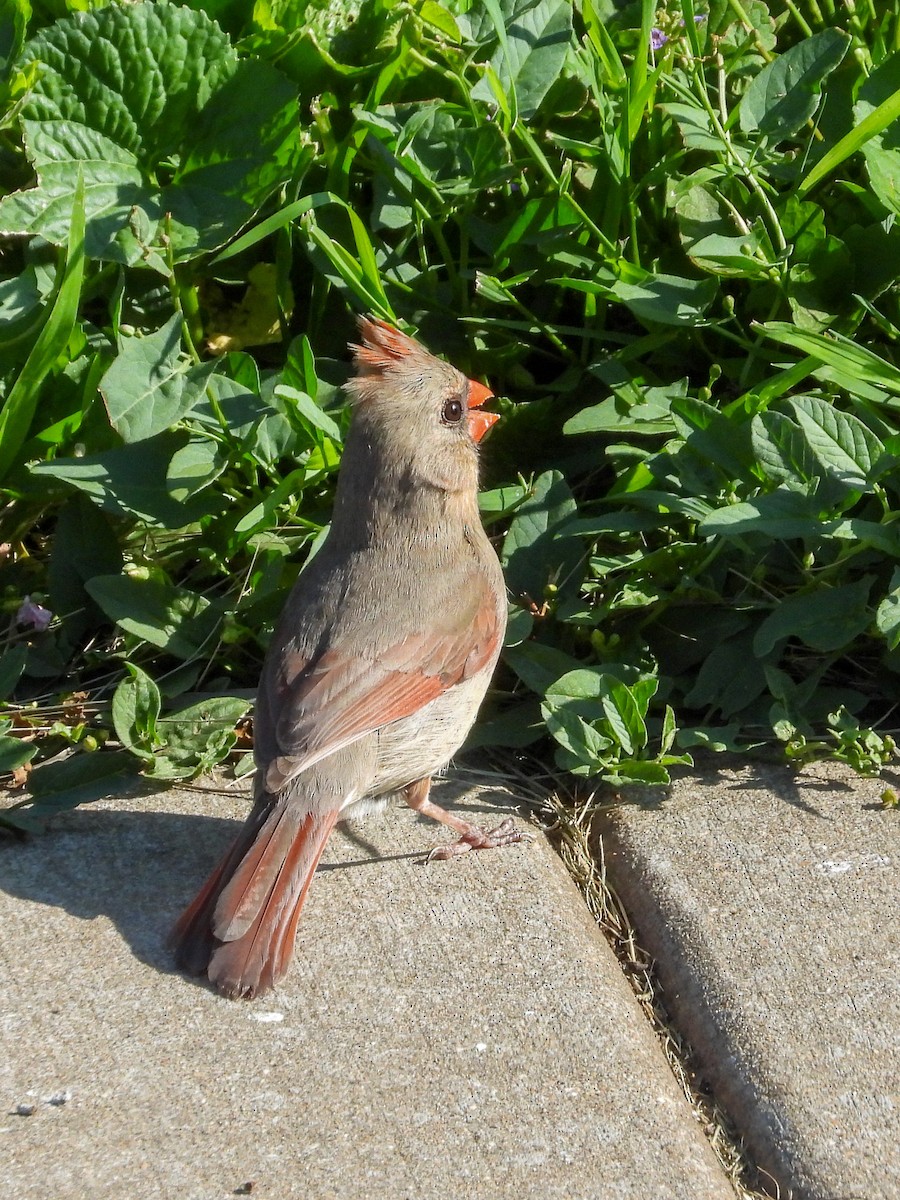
top-left (650, 27), bottom-right (668, 50)
top-left (17, 596), bottom-right (52, 631)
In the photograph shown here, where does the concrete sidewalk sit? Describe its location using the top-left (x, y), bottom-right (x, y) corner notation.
top-left (1, 775), bottom-right (733, 1200)
top-left (602, 759), bottom-right (900, 1200)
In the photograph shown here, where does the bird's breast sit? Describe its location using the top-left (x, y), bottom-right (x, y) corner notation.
top-left (369, 666), bottom-right (496, 797)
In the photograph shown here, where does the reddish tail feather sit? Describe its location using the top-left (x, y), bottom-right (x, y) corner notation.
top-left (171, 801), bottom-right (339, 999)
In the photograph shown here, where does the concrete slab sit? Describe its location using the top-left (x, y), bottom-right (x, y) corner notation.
top-left (601, 759), bottom-right (900, 1200)
top-left (0, 775), bottom-right (734, 1200)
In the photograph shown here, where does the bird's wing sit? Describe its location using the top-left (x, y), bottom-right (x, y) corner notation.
top-left (262, 578), bottom-right (502, 794)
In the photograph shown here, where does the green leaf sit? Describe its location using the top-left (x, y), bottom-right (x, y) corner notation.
top-left (111, 663), bottom-right (162, 761)
top-left (852, 52), bottom-right (900, 216)
top-left (599, 675), bottom-right (650, 755)
top-left (275, 384), bottom-right (343, 442)
top-left (0, 736), bottom-right (35, 773)
top-left (0, 2), bottom-right (300, 262)
top-left (670, 395), bottom-right (756, 483)
top-left (20, 751), bottom-right (139, 821)
top-left (684, 630), bottom-right (768, 717)
top-left (47, 495), bottom-right (124, 639)
top-left (30, 432), bottom-right (215, 527)
top-left (542, 703), bottom-right (613, 765)
top-left (802, 51), bottom-right (900, 198)
top-left (785, 395), bottom-right (884, 492)
top-left (159, 695), bottom-right (250, 752)
top-left (0, 172), bottom-right (84, 482)
top-left (166, 437), bottom-right (225, 502)
top-left (739, 28), bottom-right (849, 142)
top-left (699, 488), bottom-right (822, 538)
top-left (753, 577), bottom-right (874, 656)
top-left (0, 645), bottom-right (28, 701)
top-left (876, 568), bottom-right (900, 652)
top-left (751, 410), bottom-right (820, 487)
top-left (420, 1), bottom-right (462, 41)
top-left (673, 177), bottom-right (764, 278)
top-left (86, 575), bottom-right (223, 661)
top-left (581, 0), bottom-right (626, 88)
top-left (501, 470), bottom-right (581, 601)
top-left (100, 316), bottom-right (213, 442)
top-left (502, 641), bottom-right (585, 695)
top-left (557, 269), bottom-right (717, 326)
top-left (607, 761), bottom-right (673, 785)
top-left (471, 0), bottom-right (574, 121)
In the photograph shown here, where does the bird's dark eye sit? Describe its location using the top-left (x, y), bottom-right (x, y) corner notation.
top-left (442, 397), bottom-right (464, 424)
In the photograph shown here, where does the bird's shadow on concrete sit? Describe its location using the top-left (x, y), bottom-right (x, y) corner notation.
top-left (0, 779), bottom-right (523, 977)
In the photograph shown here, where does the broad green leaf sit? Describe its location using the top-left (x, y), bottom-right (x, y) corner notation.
top-left (0, 736), bottom-right (35, 773)
top-left (17, 751), bottom-right (138, 824)
top-left (786, 395), bottom-right (884, 492)
top-left (684, 631), bottom-right (768, 718)
top-left (700, 488), bottom-right (823, 538)
top-left (47, 495), bottom-right (124, 639)
top-left (0, 2), bottom-right (300, 262)
top-left (677, 726), bottom-right (745, 753)
top-left (111, 663), bottom-right (162, 761)
top-left (0, 173), bottom-right (84, 482)
top-left (852, 52), bottom-right (900, 217)
top-left (670, 395), bottom-right (756, 483)
top-left (751, 410), bottom-right (820, 487)
top-left (86, 575), bottom-right (223, 661)
top-left (471, 0), bottom-right (573, 121)
top-left (753, 577), bottom-right (873, 656)
top-left (673, 178), bottom-right (765, 278)
top-left (502, 641), bottom-right (585, 695)
top-left (607, 760), bottom-right (674, 785)
top-left (159, 695), bottom-right (251, 737)
top-left (420, 1), bottom-right (462, 41)
top-left (599, 675), bottom-right (650, 755)
top-left (739, 28), bottom-right (849, 142)
top-left (802, 53), bottom-right (900, 197)
top-left (559, 269), bottom-right (717, 327)
top-left (166, 438), bottom-right (225, 502)
top-left (0, 267), bottom-right (44, 349)
top-left (464, 699), bottom-right (544, 749)
top-left (501, 470), bottom-right (581, 600)
top-left (544, 667), bottom-right (610, 703)
top-left (876, 568), bottom-right (900, 652)
top-left (159, 695), bottom-right (251, 753)
top-left (0, 645), bottom-right (28, 701)
top-left (100, 316), bottom-right (213, 443)
top-left (478, 483), bottom-right (531, 521)
top-left (30, 432), bottom-right (215, 527)
top-left (542, 703), bottom-right (613, 764)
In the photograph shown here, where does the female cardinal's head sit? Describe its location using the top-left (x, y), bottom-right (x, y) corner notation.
top-left (343, 316), bottom-right (498, 495)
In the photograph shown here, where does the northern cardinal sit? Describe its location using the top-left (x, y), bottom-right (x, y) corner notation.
top-left (172, 316), bottom-right (521, 998)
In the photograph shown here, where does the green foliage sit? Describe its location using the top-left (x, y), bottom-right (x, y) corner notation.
top-left (4, 0), bottom-right (900, 825)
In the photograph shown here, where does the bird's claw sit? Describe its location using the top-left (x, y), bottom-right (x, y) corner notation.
top-left (425, 817), bottom-right (528, 863)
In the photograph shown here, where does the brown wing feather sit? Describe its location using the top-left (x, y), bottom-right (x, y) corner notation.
top-left (263, 578), bottom-right (501, 795)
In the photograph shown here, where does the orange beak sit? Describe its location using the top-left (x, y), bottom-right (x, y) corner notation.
top-left (466, 378), bottom-right (499, 443)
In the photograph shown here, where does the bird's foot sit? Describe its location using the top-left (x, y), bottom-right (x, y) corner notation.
top-left (425, 817), bottom-right (527, 863)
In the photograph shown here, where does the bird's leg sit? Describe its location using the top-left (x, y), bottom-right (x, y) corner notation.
top-left (403, 776), bottom-right (525, 863)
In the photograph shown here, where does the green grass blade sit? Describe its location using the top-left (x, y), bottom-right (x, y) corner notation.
top-left (799, 86), bottom-right (900, 197)
top-left (0, 172), bottom-right (85, 484)
top-left (761, 321), bottom-right (900, 395)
